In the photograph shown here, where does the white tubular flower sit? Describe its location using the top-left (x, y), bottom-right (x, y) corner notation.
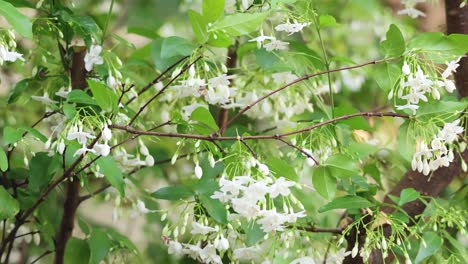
top-left (55, 87), bottom-right (72, 98)
top-left (57, 140), bottom-right (66, 155)
top-left (194, 162), bottom-right (203, 178)
top-left (257, 163), bottom-right (270, 175)
top-left (67, 126), bottom-right (96, 145)
top-left (438, 119), bottom-right (464, 143)
top-left (263, 38), bottom-right (289, 52)
top-left (93, 142), bottom-right (111, 156)
top-left (145, 155), bottom-right (155, 166)
top-left (73, 146), bottom-right (96, 157)
top-left (256, 210), bottom-right (288, 232)
top-left (136, 199), bottom-right (151, 214)
top-left (213, 234), bottom-right (230, 251)
top-left (167, 241), bottom-right (183, 256)
top-left (402, 62), bottom-right (411, 75)
top-left (397, 7), bottom-right (425, 18)
top-left (231, 197), bottom-right (260, 218)
top-left (190, 222), bottom-right (217, 235)
top-left (396, 103), bottom-right (419, 115)
top-left (0, 44), bottom-right (25, 65)
top-left (275, 21), bottom-right (311, 35)
top-left (248, 31), bottom-right (275, 49)
top-left (102, 125), bottom-right (112, 141)
top-left (31, 92), bottom-right (58, 105)
top-left (84, 45), bottom-right (104, 71)
top-left (269, 177), bottom-right (295, 198)
top-left (442, 56), bottom-right (462, 78)
top-left (210, 191), bottom-right (232, 203)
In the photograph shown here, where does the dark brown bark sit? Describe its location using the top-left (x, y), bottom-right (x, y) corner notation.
top-left (345, 1), bottom-right (468, 263)
top-left (53, 48), bottom-right (87, 264)
top-left (216, 43), bottom-right (238, 134)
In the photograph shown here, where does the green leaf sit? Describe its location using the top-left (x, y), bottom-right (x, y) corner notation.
top-left (87, 79), bottom-right (118, 113)
top-left (323, 154), bottom-right (359, 177)
top-left (0, 148), bottom-right (7, 172)
top-left (96, 157), bottom-right (125, 197)
top-left (319, 14), bottom-right (337, 27)
top-left (0, 0), bottom-right (32, 38)
top-left (0, 186), bottom-right (19, 220)
top-left (29, 152), bottom-right (56, 190)
top-left (398, 188), bottom-right (420, 206)
top-left (203, 0), bottom-right (225, 22)
top-left (19, 126), bottom-right (48, 142)
top-left (398, 121), bottom-right (415, 163)
top-left (417, 100), bottom-right (467, 117)
top-left (63, 103), bottom-right (77, 119)
top-left (211, 12), bottom-right (268, 36)
top-left (380, 24), bottom-right (405, 57)
top-left (3, 126), bottom-right (23, 146)
top-left (199, 194), bottom-right (227, 224)
top-left (188, 10), bottom-right (209, 43)
top-left (161, 36), bottom-right (195, 59)
top-left (151, 38), bottom-right (184, 71)
top-left (88, 229), bottom-right (111, 264)
top-left (266, 157), bottom-right (298, 181)
top-left (348, 142), bottom-right (378, 159)
top-left (8, 79), bottom-right (30, 104)
top-left (373, 63), bottom-right (401, 92)
top-left (415, 232), bottom-right (442, 263)
top-left (67, 90), bottom-right (98, 105)
top-left (64, 238), bottom-right (90, 264)
top-left (335, 105), bottom-right (370, 131)
top-left (312, 166), bottom-right (337, 200)
top-left (319, 195), bottom-right (373, 213)
top-left (58, 11), bottom-right (102, 43)
top-left (190, 107), bottom-right (219, 131)
top-left (207, 31), bottom-right (232, 47)
top-left (107, 229), bottom-right (139, 254)
top-left (244, 222), bottom-right (265, 246)
top-left (152, 185), bottom-right (194, 200)
top-left (408, 32), bottom-right (468, 63)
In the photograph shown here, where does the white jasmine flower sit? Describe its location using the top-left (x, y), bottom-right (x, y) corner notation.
top-left (136, 199), bottom-right (151, 214)
top-left (55, 87), bottom-right (71, 98)
top-left (437, 79), bottom-right (456, 93)
top-left (400, 88), bottom-right (428, 104)
top-left (73, 146), bottom-right (96, 157)
top-left (263, 38), bottom-right (289, 52)
top-left (67, 126), bottom-right (96, 145)
top-left (257, 163), bottom-right (270, 175)
top-left (249, 31), bottom-right (275, 49)
top-left (0, 44), bottom-right (25, 65)
top-left (275, 21), bottom-right (310, 35)
top-left (439, 119), bottom-right (464, 143)
top-left (57, 140), bottom-right (66, 155)
top-left (194, 162), bottom-right (203, 178)
top-left (168, 241), bottom-right (183, 256)
top-left (93, 142), bottom-right (111, 156)
top-left (397, 7), bottom-right (425, 18)
top-left (402, 62), bottom-right (411, 75)
top-left (102, 125), bottom-right (112, 141)
top-left (213, 234), bottom-right (230, 251)
top-left (199, 244), bottom-right (222, 264)
top-left (257, 209), bottom-right (288, 232)
top-left (269, 177), bottom-right (295, 198)
top-left (190, 222), bottom-right (217, 235)
top-left (231, 197), bottom-right (260, 217)
top-left (396, 103), bottom-right (419, 115)
top-left (31, 92), bottom-right (58, 105)
top-left (442, 57), bottom-right (462, 78)
top-left (107, 74), bottom-right (118, 89)
top-left (84, 45), bottom-right (104, 71)
top-left (211, 191), bottom-right (232, 203)
top-left (244, 181), bottom-right (269, 202)
top-left (145, 155), bottom-right (155, 166)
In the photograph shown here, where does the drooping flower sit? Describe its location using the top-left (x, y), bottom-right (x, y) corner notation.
top-left (84, 45), bottom-right (104, 71)
top-left (263, 38), bottom-right (289, 52)
top-left (0, 44), bottom-right (25, 65)
top-left (31, 92), bottom-right (58, 105)
top-left (269, 177), bottom-right (295, 198)
top-left (438, 119), bottom-right (464, 143)
top-left (248, 31), bottom-right (275, 49)
top-left (190, 222), bottom-right (218, 235)
top-left (93, 142), bottom-right (111, 156)
top-left (167, 241), bottom-right (183, 256)
top-left (275, 21), bottom-right (310, 35)
top-left (67, 125), bottom-right (96, 145)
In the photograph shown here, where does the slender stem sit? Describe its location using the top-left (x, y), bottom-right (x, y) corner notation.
top-left (113, 112), bottom-right (409, 141)
top-left (31, 250), bottom-right (53, 264)
top-left (296, 226), bottom-right (344, 234)
top-left (101, 0), bottom-right (115, 45)
top-left (276, 137), bottom-right (319, 165)
top-left (217, 60), bottom-right (382, 133)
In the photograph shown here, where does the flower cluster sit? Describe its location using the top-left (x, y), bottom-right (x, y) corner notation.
top-left (211, 174), bottom-right (305, 233)
top-left (394, 56), bottom-right (461, 115)
top-left (411, 119), bottom-right (464, 175)
top-left (249, 20), bottom-right (309, 52)
top-left (0, 30), bottom-right (24, 65)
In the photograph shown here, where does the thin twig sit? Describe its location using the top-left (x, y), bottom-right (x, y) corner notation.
top-left (275, 137), bottom-right (319, 165)
top-left (30, 250), bottom-right (53, 264)
top-left (240, 139), bottom-right (257, 159)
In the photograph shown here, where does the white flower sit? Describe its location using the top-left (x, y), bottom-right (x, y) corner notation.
top-left (402, 62), bottom-right (411, 75)
top-left (168, 241), bottom-right (183, 256)
top-left (73, 146), bottom-right (96, 157)
top-left (107, 74), bottom-right (118, 89)
top-left (211, 191), bottom-right (232, 203)
top-left (183, 243), bottom-right (203, 259)
top-left (257, 210), bottom-right (288, 232)
top-left (231, 197), bottom-right (260, 218)
top-left (397, 7), bottom-right (425, 18)
top-left (145, 155), bottom-right (155, 166)
top-left (442, 57), bottom-right (462, 78)
top-left (199, 244), bottom-right (222, 264)
top-left (269, 177), bottom-right (295, 198)
top-left (190, 222), bottom-right (217, 235)
top-left (136, 199), bottom-right (151, 214)
top-left (57, 140), bottom-right (66, 155)
top-left (213, 234), bottom-right (230, 251)
top-left (437, 79), bottom-right (457, 93)
top-left (219, 178), bottom-right (244, 196)
top-left (93, 142), bottom-right (111, 156)
top-left (439, 119), bottom-right (464, 143)
top-left (263, 38), bottom-right (289, 52)
top-left (272, 72), bottom-right (298, 85)
top-left (194, 163), bottom-right (203, 178)
top-left (102, 125), bottom-right (112, 141)
top-left (0, 44), bottom-right (24, 65)
top-left (55, 87), bottom-right (71, 98)
top-left (396, 103), bottom-right (419, 115)
top-left (31, 92), bottom-right (58, 105)
top-left (257, 163), bottom-right (270, 175)
top-left (290, 257), bottom-right (317, 264)
top-left (244, 181), bottom-right (269, 202)
top-left (233, 246), bottom-right (260, 260)
top-left (67, 126), bottom-right (96, 145)
top-left (400, 88), bottom-right (428, 105)
top-left (275, 21), bottom-right (310, 35)
top-left (248, 31), bottom-right (275, 48)
top-left (84, 45), bottom-right (104, 71)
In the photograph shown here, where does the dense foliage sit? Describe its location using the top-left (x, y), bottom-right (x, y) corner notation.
top-left (0, 0), bottom-right (467, 263)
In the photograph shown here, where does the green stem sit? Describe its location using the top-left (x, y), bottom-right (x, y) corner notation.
top-left (313, 15), bottom-right (334, 118)
top-left (101, 0), bottom-right (115, 45)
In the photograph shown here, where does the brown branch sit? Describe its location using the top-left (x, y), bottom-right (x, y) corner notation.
top-left (275, 137), bottom-right (319, 165)
top-left (112, 112), bottom-right (409, 141)
top-left (216, 59), bottom-right (382, 134)
top-left (128, 56), bottom-right (202, 125)
top-left (240, 139), bottom-right (257, 159)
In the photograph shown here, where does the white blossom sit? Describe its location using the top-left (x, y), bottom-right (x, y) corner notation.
top-left (84, 45), bottom-right (104, 71)
top-left (275, 21), bottom-right (310, 35)
top-left (269, 177), bottom-right (295, 198)
top-left (248, 32), bottom-right (275, 48)
top-left (31, 92), bottom-right (58, 105)
top-left (0, 44), bottom-right (24, 65)
top-left (168, 241), bottom-right (183, 256)
top-left (194, 163), bottom-right (203, 179)
top-left (67, 125), bottom-right (96, 145)
top-left (93, 142), bottom-right (111, 156)
top-left (190, 222), bottom-right (217, 235)
top-left (263, 38), bottom-right (289, 52)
